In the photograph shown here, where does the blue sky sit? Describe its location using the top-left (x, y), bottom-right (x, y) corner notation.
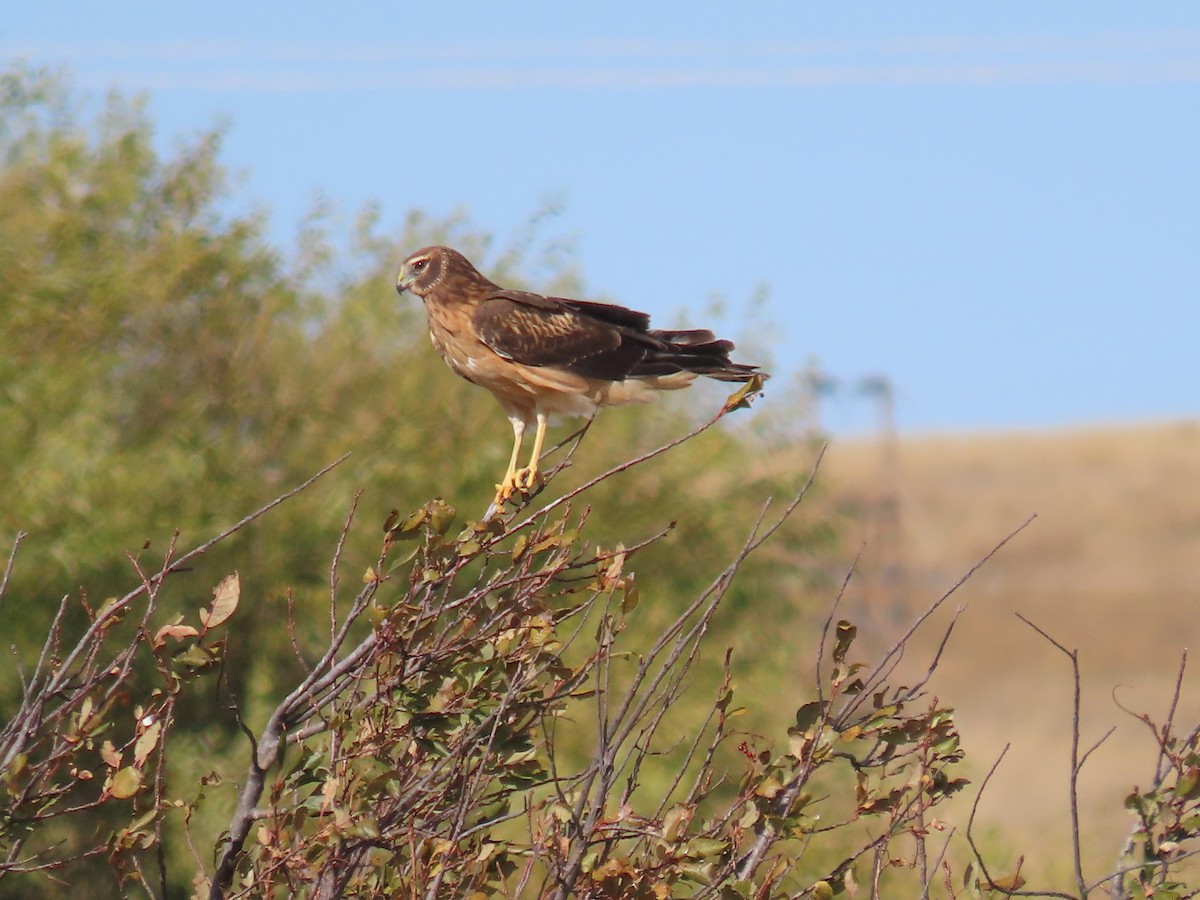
top-left (5, 4), bottom-right (1199, 434)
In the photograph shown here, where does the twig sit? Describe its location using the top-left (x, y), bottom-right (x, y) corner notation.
top-left (1156, 650), bottom-right (1189, 783)
top-left (815, 546), bottom-right (861, 708)
top-left (329, 490), bottom-right (364, 644)
top-left (843, 514), bottom-right (1036, 723)
top-left (48, 454), bottom-right (351, 706)
top-left (0, 530), bottom-right (26, 606)
top-left (511, 395), bottom-right (755, 535)
top-left (552, 464), bottom-right (792, 899)
top-left (1015, 613), bottom-right (1088, 899)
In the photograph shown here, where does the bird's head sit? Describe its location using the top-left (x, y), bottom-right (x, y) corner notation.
top-left (395, 246), bottom-right (450, 298)
top-left (397, 246), bottom-right (496, 300)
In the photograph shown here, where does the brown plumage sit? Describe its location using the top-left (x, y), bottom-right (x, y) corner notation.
top-left (396, 245), bottom-right (763, 507)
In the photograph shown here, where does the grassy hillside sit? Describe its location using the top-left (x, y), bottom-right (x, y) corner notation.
top-left (816, 419), bottom-right (1200, 886)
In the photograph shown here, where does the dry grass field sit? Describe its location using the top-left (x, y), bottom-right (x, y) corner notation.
top-left (813, 419), bottom-right (1200, 888)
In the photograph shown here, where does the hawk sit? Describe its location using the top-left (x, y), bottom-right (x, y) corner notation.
top-left (396, 246), bottom-right (764, 508)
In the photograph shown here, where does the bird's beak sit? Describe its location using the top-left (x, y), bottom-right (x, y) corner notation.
top-left (395, 266), bottom-right (411, 296)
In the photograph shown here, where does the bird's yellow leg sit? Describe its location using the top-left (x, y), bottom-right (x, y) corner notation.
top-left (514, 412), bottom-right (548, 492)
top-left (495, 416), bottom-right (526, 505)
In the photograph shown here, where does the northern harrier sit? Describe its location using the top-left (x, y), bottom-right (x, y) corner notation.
top-left (396, 246), bottom-right (764, 508)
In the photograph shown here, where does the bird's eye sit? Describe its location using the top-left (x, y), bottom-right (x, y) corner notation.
top-left (412, 259), bottom-right (428, 271)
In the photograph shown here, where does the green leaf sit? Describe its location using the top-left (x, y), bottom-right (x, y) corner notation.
top-left (174, 644), bottom-right (218, 671)
top-left (128, 806), bottom-right (159, 834)
top-left (389, 506), bottom-right (428, 539)
top-left (722, 372), bottom-right (766, 414)
top-left (620, 579), bottom-right (640, 613)
top-left (427, 498), bottom-right (456, 535)
top-left (933, 735), bottom-right (961, 756)
top-left (678, 860), bottom-right (717, 884)
top-left (832, 620), bottom-right (856, 663)
top-left (794, 700), bottom-right (827, 733)
top-left (110, 766), bottom-right (142, 799)
top-left (511, 534), bottom-right (530, 562)
top-left (1175, 766), bottom-right (1200, 800)
top-left (685, 837), bottom-right (728, 858)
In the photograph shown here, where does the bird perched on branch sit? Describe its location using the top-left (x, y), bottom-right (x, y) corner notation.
top-left (396, 246), bottom-right (764, 509)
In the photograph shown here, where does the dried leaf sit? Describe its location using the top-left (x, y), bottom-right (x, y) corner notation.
top-left (100, 740), bottom-right (122, 769)
top-left (604, 545), bottom-right (627, 585)
top-left (134, 721), bottom-right (162, 765)
top-left (152, 623), bottom-right (200, 649)
top-left (991, 873), bottom-right (1026, 891)
top-left (79, 696), bottom-right (94, 731)
top-left (200, 573), bottom-right (240, 629)
top-left (661, 804), bottom-right (691, 841)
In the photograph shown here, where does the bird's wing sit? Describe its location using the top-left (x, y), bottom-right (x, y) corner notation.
top-left (555, 297), bottom-right (651, 331)
top-left (475, 290), bottom-right (648, 380)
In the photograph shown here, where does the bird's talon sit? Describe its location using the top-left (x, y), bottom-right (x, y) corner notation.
top-left (493, 481), bottom-right (518, 506)
top-left (512, 467), bottom-right (543, 494)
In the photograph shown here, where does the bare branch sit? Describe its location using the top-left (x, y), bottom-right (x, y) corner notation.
top-left (1016, 613), bottom-right (1088, 899)
top-left (0, 530), bottom-right (26, 606)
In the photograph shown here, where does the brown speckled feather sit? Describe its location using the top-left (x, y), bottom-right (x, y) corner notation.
top-left (474, 291), bottom-right (647, 380)
top-left (395, 244), bottom-right (763, 410)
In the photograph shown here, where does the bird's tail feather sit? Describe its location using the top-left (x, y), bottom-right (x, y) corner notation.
top-left (633, 330), bottom-right (763, 382)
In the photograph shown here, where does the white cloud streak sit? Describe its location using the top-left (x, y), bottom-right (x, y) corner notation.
top-left (5, 32), bottom-right (1200, 91)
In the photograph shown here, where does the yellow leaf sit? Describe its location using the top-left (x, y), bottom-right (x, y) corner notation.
top-left (134, 721), bottom-right (162, 765)
top-left (621, 578), bottom-right (640, 614)
top-left (110, 766), bottom-right (142, 799)
top-left (755, 775), bottom-right (783, 798)
top-left (661, 804), bottom-right (691, 841)
top-left (722, 372), bottom-right (766, 414)
top-left (511, 534), bottom-right (529, 562)
top-left (200, 573), bottom-right (240, 629)
top-left (100, 740), bottom-right (122, 769)
top-left (78, 696), bottom-right (94, 731)
top-left (604, 544), bottom-right (626, 584)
